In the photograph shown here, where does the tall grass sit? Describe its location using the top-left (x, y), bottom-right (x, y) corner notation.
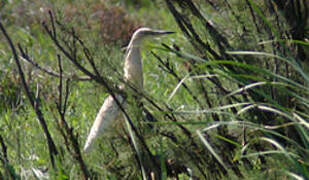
top-left (0, 0), bottom-right (308, 179)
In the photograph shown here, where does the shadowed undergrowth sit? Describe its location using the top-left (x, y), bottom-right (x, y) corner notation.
top-left (0, 0), bottom-right (308, 179)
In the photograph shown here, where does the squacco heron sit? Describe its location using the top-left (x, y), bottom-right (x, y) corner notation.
top-left (83, 27), bottom-right (174, 152)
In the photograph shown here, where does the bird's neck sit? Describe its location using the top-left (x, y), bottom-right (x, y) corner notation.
top-left (125, 46), bottom-right (141, 64)
top-left (124, 45), bottom-right (144, 90)
top-left (127, 39), bottom-right (142, 50)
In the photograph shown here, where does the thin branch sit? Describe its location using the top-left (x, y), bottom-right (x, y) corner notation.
top-left (18, 45), bottom-right (90, 81)
top-left (55, 55), bottom-right (90, 179)
top-left (0, 135), bottom-right (8, 163)
top-left (0, 135), bottom-right (17, 179)
top-left (0, 21), bottom-right (58, 168)
top-left (151, 51), bottom-right (205, 108)
top-left (43, 12), bottom-right (159, 172)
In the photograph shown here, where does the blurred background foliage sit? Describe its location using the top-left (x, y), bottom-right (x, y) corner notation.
top-left (0, 0), bottom-right (308, 179)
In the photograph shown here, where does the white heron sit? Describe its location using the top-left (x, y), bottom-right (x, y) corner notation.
top-left (83, 27), bottom-right (174, 152)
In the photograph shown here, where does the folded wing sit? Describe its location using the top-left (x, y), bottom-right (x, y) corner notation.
top-left (83, 94), bottom-right (124, 153)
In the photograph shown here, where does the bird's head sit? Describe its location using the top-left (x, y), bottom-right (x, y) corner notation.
top-left (129, 27), bottom-right (174, 47)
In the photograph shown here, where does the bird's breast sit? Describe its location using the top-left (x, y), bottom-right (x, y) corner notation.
top-left (124, 48), bottom-right (144, 90)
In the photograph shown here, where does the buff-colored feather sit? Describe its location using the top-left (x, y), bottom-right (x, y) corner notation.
top-left (83, 27), bottom-right (174, 153)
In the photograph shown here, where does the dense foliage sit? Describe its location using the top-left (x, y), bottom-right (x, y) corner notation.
top-left (0, 0), bottom-right (308, 179)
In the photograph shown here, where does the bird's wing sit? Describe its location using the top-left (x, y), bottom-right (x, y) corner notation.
top-left (83, 94), bottom-right (125, 153)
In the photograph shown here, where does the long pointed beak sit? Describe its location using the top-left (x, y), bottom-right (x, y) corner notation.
top-left (152, 30), bottom-right (175, 35)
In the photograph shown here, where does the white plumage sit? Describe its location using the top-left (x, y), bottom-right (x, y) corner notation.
top-left (83, 94), bottom-right (124, 152)
top-left (83, 27), bottom-right (174, 152)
